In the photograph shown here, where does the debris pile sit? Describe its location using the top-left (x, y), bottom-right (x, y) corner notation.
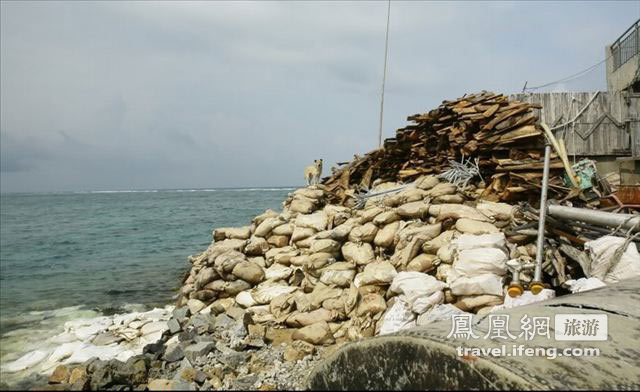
top-left (323, 91), bottom-right (570, 205)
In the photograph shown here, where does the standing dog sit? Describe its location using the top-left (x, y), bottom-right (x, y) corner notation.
top-left (304, 159), bottom-right (323, 186)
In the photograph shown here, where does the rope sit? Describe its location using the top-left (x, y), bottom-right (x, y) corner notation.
top-left (550, 91), bottom-right (601, 131)
top-left (377, 0), bottom-right (391, 148)
top-left (524, 55), bottom-right (611, 92)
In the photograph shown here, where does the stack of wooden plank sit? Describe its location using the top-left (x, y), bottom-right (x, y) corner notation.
top-left (323, 91), bottom-right (571, 205)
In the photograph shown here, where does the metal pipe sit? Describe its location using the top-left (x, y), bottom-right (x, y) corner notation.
top-left (531, 143), bottom-right (552, 293)
top-left (548, 205), bottom-right (640, 231)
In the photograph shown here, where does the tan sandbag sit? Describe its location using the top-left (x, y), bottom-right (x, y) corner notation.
top-left (422, 230), bottom-right (457, 254)
top-left (289, 197), bottom-right (316, 214)
top-left (416, 175), bottom-right (439, 190)
top-left (307, 253), bottom-right (335, 271)
top-left (249, 256), bottom-right (267, 268)
top-left (272, 223), bottom-right (294, 236)
top-left (289, 254), bottom-right (309, 267)
top-left (264, 263), bottom-right (293, 281)
top-left (310, 239), bottom-right (341, 255)
top-left (295, 237), bottom-right (313, 249)
top-left (214, 250), bottom-right (247, 273)
top-left (453, 295), bottom-right (503, 312)
top-left (342, 242), bottom-right (375, 265)
top-left (428, 204), bottom-right (490, 222)
top-left (293, 188), bottom-right (325, 200)
top-left (353, 261), bottom-right (397, 287)
top-left (373, 210), bottom-right (400, 226)
top-left (224, 280), bottom-right (252, 296)
top-left (271, 248), bottom-right (299, 266)
top-left (426, 182), bottom-right (456, 197)
top-left (344, 286), bottom-right (359, 315)
top-left (406, 254), bottom-right (438, 273)
top-left (436, 264), bottom-right (452, 282)
top-left (477, 201), bottom-right (515, 221)
top-left (286, 308), bottom-right (334, 327)
top-left (195, 267), bottom-right (218, 290)
top-left (267, 235), bottom-right (289, 248)
top-left (226, 226), bottom-right (252, 240)
top-left (396, 223), bottom-right (442, 245)
top-left (319, 269), bottom-right (356, 287)
top-left (253, 209), bottom-right (279, 227)
top-left (269, 293), bottom-right (296, 321)
top-left (325, 222), bottom-right (356, 242)
top-left (437, 244), bottom-right (456, 264)
top-left (252, 284), bottom-right (298, 305)
top-left (292, 321), bottom-right (335, 345)
top-left (235, 291), bottom-right (257, 308)
top-left (374, 221), bottom-right (402, 248)
top-left (397, 201), bottom-right (430, 219)
top-left (293, 292), bottom-right (317, 313)
top-left (244, 236), bottom-right (270, 256)
top-left (433, 194), bottom-right (465, 204)
top-left (356, 293), bottom-right (387, 316)
top-left (295, 211), bottom-right (329, 232)
top-left (308, 284), bottom-right (343, 308)
top-left (455, 218), bottom-right (499, 235)
top-left (212, 239), bottom-right (246, 253)
top-left (291, 226), bottom-right (317, 242)
top-left (232, 261), bottom-right (265, 284)
top-left (357, 206), bottom-right (384, 223)
top-left (204, 279), bottom-right (226, 293)
top-left (348, 222), bottom-right (378, 243)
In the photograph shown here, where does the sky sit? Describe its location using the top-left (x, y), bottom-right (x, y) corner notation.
top-left (1, 1), bottom-right (639, 192)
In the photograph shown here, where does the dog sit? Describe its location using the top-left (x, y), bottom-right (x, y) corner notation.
top-left (304, 159), bottom-right (323, 186)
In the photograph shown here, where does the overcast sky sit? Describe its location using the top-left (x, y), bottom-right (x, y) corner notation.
top-left (1, 1), bottom-right (638, 192)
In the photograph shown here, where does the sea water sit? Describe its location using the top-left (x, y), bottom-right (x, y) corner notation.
top-left (0, 187), bottom-right (292, 383)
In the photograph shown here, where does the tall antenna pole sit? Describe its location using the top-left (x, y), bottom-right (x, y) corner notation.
top-left (378, 0), bottom-right (391, 148)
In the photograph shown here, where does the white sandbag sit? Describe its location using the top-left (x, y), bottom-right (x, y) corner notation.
top-left (585, 235), bottom-right (640, 284)
top-left (295, 211), bottom-right (329, 232)
top-left (378, 299), bottom-right (416, 336)
top-left (412, 290), bottom-right (444, 315)
top-left (389, 272), bottom-right (446, 305)
top-left (564, 277), bottom-right (606, 293)
top-left (453, 248), bottom-right (508, 276)
top-left (448, 273), bottom-right (504, 296)
top-left (353, 261), bottom-right (397, 288)
top-left (235, 291), bottom-right (257, 308)
top-left (492, 289), bottom-right (555, 311)
top-left (416, 304), bottom-right (467, 327)
top-left (452, 233), bottom-right (507, 252)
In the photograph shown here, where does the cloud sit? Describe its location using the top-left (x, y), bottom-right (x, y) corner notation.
top-left (1, 0), bottom-right (637, 192)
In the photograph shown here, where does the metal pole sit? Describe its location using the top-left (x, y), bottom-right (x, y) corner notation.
top-left (531, 142), bottom-right (552, 294)
top-left (377, 0), bottom-right (391, 148)
top-left (547, 205), bottom-right (640, 231)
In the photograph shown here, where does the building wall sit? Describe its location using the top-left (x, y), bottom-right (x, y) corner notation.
top-left (606, 45), bottom-right (639, 93)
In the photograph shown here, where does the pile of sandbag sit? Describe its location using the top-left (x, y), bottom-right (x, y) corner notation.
top-left (178, 177), bottom-right (526, 347)
top-left (446, 232), bottom-right (509, 316)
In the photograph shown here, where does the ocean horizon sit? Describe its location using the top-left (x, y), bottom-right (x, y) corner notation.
top-left (0, 187), bottom-right (294, 384)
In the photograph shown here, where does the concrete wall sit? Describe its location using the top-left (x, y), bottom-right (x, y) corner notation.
top-left (606, 45), bottom-right (639, 93)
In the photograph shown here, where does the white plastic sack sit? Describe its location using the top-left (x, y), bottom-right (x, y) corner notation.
top-left (448, 273), bottom-right (504, 296)
top-left (235, 291), bottom-right (257, 308)
top-left (416, 304), bottom-right (467, 327)
top-left (319, 269), bottom-right (356, 287)
top-left (453, 248), bottom-right (508, 277)
top-left (412, 290), bottom-right (444, 315)
top-left (564, 277), bottom-right (606, 293)
top-left (389, 272), bottom-right (446, 305)
top-left (585, 236), bottom-right (640, 284)
top-left (378, 299), bottom-right (416, 335)
top-left (264, 264), bottom-right (293, 281)
top-left (452, 233), bottom-right (507, 252)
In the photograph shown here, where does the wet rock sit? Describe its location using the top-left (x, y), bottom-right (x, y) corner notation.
top-left (214, 313), bottom-right (235, 329)
top-left (172, 307), bottom-right (190, 325)
top-left (189, 314), bottom-right (214, 335)
top-left (162, 343), bottom-right (185, 363)
top-left (178, 329), bottom-right (197, 343)
top-left (167, 318), bottom-right (181, 334)
top-left (184, 342), bottom-right (214, 364)
top-left (113, 356), bottom-right (149, 385)
top-left (48, 365), bottom-right (70, 384)
top-left (219, 351), bottom-right (250, 368)
top-left (142, 341), bottom-right (165, 360)
top-left (175, 367), bottom-right (208, 384)
top-left (233, 374), bottom-right (259, 390)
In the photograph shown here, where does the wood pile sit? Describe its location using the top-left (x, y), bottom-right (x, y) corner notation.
top-left (323, 91), bottom-right (571, 205)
